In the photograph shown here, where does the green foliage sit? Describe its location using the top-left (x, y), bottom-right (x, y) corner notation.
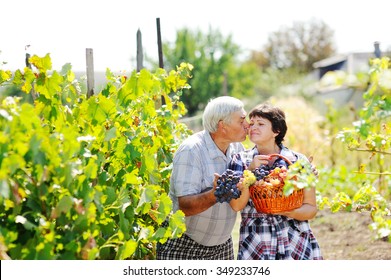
top-left (315, 166), bottom-right (388, 213)
top-left (336, 57), bottom-right (391, 184)
top-left (0, 55), bottom-right (192, 259)
top-left (321, 57), bottom-right (391, 241)
top-left (283, 158), bottom-right (318, 196)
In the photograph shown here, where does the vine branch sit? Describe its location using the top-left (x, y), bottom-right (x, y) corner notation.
top-left (354, 171), bottom-right (391, 176)
top-left (348, 148), bottom-right (391, 155)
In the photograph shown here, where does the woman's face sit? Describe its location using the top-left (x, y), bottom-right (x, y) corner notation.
top-left (248, 115), bottom-right (278, 145)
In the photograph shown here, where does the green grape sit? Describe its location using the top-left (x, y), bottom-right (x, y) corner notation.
top-left (243, 169), bottom-right (256, 188)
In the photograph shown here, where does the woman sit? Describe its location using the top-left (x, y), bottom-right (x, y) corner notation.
top-left (229, 103), bottom-right (323, 260)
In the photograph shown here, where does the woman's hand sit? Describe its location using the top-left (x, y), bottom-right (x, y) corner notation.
top-left (230, 178), bottom-right (250, 212)
top-left (236, 178), bottom-right (245, 191)
top-left (248, 155), bottom-right (271, 170)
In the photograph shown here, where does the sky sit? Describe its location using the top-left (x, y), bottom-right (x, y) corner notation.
top-left (1, 0), bottom-right (390, 72)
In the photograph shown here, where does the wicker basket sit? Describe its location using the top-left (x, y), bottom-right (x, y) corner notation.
top-left (249, 154), bottom-right (304, 214)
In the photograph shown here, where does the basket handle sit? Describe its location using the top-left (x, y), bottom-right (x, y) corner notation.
top-left (268, 153), bottom-right (293, 165)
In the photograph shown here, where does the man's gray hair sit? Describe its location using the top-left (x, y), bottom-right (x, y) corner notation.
top-left (202, 96), bottom-right (244, 133)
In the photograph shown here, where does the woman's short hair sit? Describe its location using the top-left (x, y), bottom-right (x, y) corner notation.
top-left (249, 103), bottom-right (287, 145)
top-left (203, 96), bottom-right (244, 133)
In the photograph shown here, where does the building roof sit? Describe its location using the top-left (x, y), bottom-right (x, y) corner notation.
top-left (312, 54), bottom-right (348, 68)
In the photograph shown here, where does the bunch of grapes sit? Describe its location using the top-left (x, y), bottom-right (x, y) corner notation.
top-left (252, 165), bottom-right (271, 181)
top-left (273, 158), bottom-right (289, 169)
top-left (242, 169), bottom-right (256, 188)
top-left (214, 169), bottom-right (242, 203)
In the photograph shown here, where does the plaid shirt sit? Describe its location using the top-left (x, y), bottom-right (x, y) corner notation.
top-left (227, 151), bottom-right (248, 172)
top-left (157, 234), bottom-right (234, 260)
top-left (228, 145), bottom-right (296, 172)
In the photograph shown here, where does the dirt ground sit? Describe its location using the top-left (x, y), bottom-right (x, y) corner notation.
top-left (310, 210), bottom-right (391, 260)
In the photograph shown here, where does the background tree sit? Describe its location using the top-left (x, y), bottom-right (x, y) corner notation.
top-left (163, 27), bottom-right (258, 116)
top-left (253, 18), bottom-right (336, 72)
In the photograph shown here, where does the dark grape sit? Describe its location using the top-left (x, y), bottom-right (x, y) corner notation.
top-left (252, 165), bottom-right (270, 181)
top-left (273, 158), bottom-right (289, 169)
top-left (214, 169), bottom-right (242, 203)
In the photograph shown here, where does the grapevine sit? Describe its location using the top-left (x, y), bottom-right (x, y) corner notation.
top-left (320, 57), bottom-right (391, 241)
top-left (0, 54), bottom-right (193, 260)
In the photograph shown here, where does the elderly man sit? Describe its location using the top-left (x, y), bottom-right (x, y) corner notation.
top-left (157, 96), bottom-right (249, 260)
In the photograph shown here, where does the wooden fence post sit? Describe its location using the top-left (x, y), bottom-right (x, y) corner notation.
top-left (86, 48), bottom-right (95, 98)
top-left (156, 18), bottom-right (164, 69)
top-left (137, 29), bottom-right (144, 72)
top-left (156, 18), bottom-right (166, 105)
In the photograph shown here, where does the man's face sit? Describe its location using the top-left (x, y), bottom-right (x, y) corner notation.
top-left (224, 109), bottom-right (249, 142)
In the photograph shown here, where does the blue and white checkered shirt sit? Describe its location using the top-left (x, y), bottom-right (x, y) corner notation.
top-left (169, 130), bottom-right (244, 246)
